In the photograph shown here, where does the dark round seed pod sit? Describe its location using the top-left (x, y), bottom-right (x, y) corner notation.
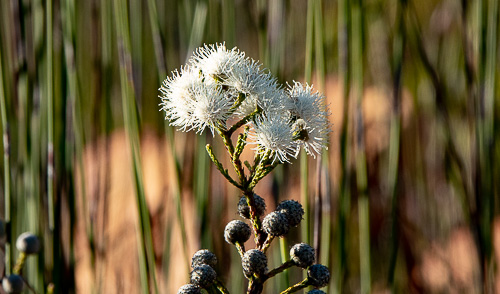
top-left (177, 284), bottom-right (202, 294)
top-left (2, 275), bottom-right (24, 294)
top-left (224, 220), bottom-right (251, 244)
top-left (277, 200), bottom-right (304, 227)
top-left (191, 249), bottom-right (217, 268)
top-left (190, 264), bottom-right (216, 288)
top-left (242, 249), bottom-right (268, 276)
top-left (262, 211), bottom-right (289, 237)
top-left (237, 194), bottom-right (266, 219)
top-left (307, 290), bottom-right (326, 294)
top-left (290, 243), bottom-right (315, 268)
top-left (307, 264), bottom-right (330, 287)
top-left (16, 232), bottom-right (40, 255)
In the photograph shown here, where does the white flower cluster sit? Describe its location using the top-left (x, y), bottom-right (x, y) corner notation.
top-left (159, 43), bottom-right (330, 163)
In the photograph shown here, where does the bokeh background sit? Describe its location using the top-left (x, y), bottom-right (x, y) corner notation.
top-left (0, 0), bottom-right (499, 293)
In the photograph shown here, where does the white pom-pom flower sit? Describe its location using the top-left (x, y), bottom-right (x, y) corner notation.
top-left (249, 114), bottom-right (298, 163)
top-left (286, 81), bottom-right (330, 157)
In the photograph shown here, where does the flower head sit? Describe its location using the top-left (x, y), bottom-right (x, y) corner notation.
top-left (249, 114), bottom-right (297, 163)
top-left (2, 275), bottom-right (24, 294)
top-left (160, 66), bottom-right (233, 134)
top-left (177, 284), bottom-right (202, 294)
top-left (242, 249), bottom-right (268, 276)
top-left (286, 81), bottom-right (330, 157)
top-left (238, 194), bottom-right (266, 219)
top-left (224, 220), bottom-right (251, 245)
top-left (262, 211), bottom-right (289, 237)
top-left (290, 243), bottom-right (315, 268)
top-left (190, 264), bottom-right (217, 288)
top-left (307, 264), bottom-right (330, 287)
top-left (16, 232), bottom-right (40, 255)
top-left (191, 249), bottom-right (218, 269)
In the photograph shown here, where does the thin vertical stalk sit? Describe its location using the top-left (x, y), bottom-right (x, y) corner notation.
top-left (0, 39), bottom-right (12, 276)
top-left (279, 237), bottom-right (290, 287)
top-left (387, 0), bottom-right (405, 288)
top-left (337, 0), bottom-right (351, 291)
top-left (46, 0), bottom-right (55, 231)
top-left (352, 0), bottom-right (370, 293)
top-left (302, 0), bottom-right (315, 247)
top-left (113, 0), bottom-right (159, 292)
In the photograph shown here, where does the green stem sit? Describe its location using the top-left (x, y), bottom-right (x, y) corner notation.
top-left (214, 279), bottom-right (230, 294)
top-left (264, 260), bottom-right (294, 281)
top-left (206, 144), bottom-right (242, 189)
top-left (46, 0), bottom-right (55, 232)
top-left (279, 278), bottom-right (309, 294)
top-left (0, 36), bottom-right (11, 275)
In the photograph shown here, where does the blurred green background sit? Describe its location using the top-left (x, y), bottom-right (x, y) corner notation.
top-left (0, 0), bottom-right (499, 293)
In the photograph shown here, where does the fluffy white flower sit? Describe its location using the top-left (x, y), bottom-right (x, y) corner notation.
top-left (236, 73), bottom-right (285, 117)
top-left (190, 83), bottom-right (233, 134)
top-left (159, 66), bottom-right (233, 134)
top-left (189, 43), bottom-right (246, 80)
top-left (286, 81), bottom-right (330, 157)
top-left (159, 66), bottom-right (201, 131)
top-left (249, 114), bottom-right (298, 163)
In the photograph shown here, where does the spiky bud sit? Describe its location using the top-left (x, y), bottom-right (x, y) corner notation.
top-left (2, 275), bottom-right (24, 294)
top-left (242, 249), bottom-right (267, 276)
top-left (191, 249), bottom-right (217, 268)
top-left (307, 290), bottom-right (326, 294)
top-left (16, 232), bottom-right (40, 255)
top-left (277, 200), bottom-right (304, 227)
top-left (190, 264), bottom-right (216, 288)
top-left (307, 264), bottom-right (330, 287)
top-left (237, 194), bottom-right (266, 219)
top-left (177, 284), bottom-right (202, 294)
top-left (262, 211), bottom-right (289, 237)
top-left (224, 220), bottom-right (251, 244)
top-left (290, 243), bottom-right (315, 268)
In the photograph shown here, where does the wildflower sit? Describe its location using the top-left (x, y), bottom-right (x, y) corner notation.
top-left (238, 194), bottom-right (266, 219)
top-left (2, 275), bottom-right (24, 294)
top-left (16, 232), bottom-right (40, 255)
top-left (290, 243), bottom-right (315, 268)
top-left (242, 249), bottom-right (267, 276)
top-left (190, 83), bottom-right (234, 134)
top-left (307, 290), bottom-right (326, 294)
top-left (159, 66), bottom-right (201, 131)
top-left (224, 220), bottom-right (251, 245)
top-left (307, 264), bottom-right (330, 287)
top-left (191, 249), bottom-right (218, 269)
top-left (189, 43), bottom-right (246, 80)
top-left (177, 284), bottom-right (202, 294)
top-left (277, 200), bottom-right (304, 227)
top-left (249, 114), bottom-right (297, 163)
top-left (286, 81), bottom-right (330, 157)
top-left (262, 211), bottom-right (289, 237)
top-left (234, 72), bottom-right (284, 117)
top-left (190, 264), bottom-right (217, 288)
